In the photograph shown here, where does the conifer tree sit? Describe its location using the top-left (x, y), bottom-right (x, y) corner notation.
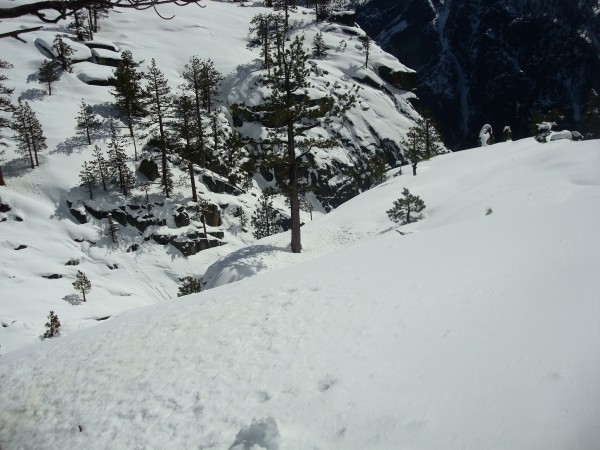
top-left (235, 206), bottom-right (248, 229)
top-left (13, 101), bottom-right (46, 169)
top-left (79, 160), bottom-right (96, 199)
top-left (37, 60), bottom-right (58, 95)
top-left (363, 36), bottom-right (371, 68)
top-left (199, 59), bottom-right (223, 114)
top-left (72, 270), bottom-right (92, 302)
top-left (173, 94), bottom-right (198, 201)
top-left (273, 0), bottom-right (296, 32)
top-left (182, 56), bottom-right (208, 167)
top-left (312, 32), bottom-right (327, 58)
top-left (401, 126), bottom-right (422, 176)
top-left (0, 60), bottom-right (14, 186)
top-left (386, 188), bottom-right (426, 225)
top-left (177, 276), bottom-right (202, 297)
top-left (107, 121), bottom-right (134, 195)
top-left (235, 34), bottom-right (354, 252)
top-left (52, 35), bottom-right (75, 73)
top-left (43, 310), bottom-right (61, 339)
top-left (314, 0), bottom-right (331, 22)
top-left (111, 50), bottom-right (145, 160)
top-left (145, 59), bottom-right (172, 197)
top-left (251, 189), bottom-right (279, 239)
top-left (92, 144), bottom-right (108, 191)
top-left (69, 10), bottom-right (91, 41)
top-left (248, 13), bottom-right (285, 76)
top-left (76, 99), bottom-right (101, 145)
top-left (107, 213), bottom-right (119, 244)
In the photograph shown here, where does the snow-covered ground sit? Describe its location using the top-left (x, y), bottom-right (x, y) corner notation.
top-left (1, 137), bottom-right (599, 449)
top-left (1, 0), bottom-right (419, 353)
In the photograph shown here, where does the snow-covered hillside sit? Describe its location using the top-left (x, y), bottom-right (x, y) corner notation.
top-left (1, 1), bottom-right (418, 353)
top-left (1, 138), bottom-right (599, 449)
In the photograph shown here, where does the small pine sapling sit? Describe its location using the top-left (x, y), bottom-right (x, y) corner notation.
top-left (251, 189), bottom-right (280, 239)
top-left (79, 161), bottom-right (97, 199)
top-left (53, 35), bottom-right (75, 73)
top-left (72, 270), bottom-right (92, 301)
top-left (76, 100), bottom-right (101, 145)
top-left (38, 60), bottom-right (58, 95)
top-left (312, 32), bottom-right (327, 58)
top-left (386, 188), bottom-right (426, 225)
top-left (43, 310), bottom-right (61, 339)
top-left (177, 276), bottom-right (202, 297)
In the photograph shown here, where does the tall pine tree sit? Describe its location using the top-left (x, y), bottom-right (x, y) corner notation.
top-left (76, 99), bottom-right (101, 145)
top-left (144, 59), bottom-right (172, 197)
top-left (13, 101), bottom-right (46, 169)
top-left (37, 60), bottom-right (58, 96)
top-left (0, 60), bottom-right (14, 186)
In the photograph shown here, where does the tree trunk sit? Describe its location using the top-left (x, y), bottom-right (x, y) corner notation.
top-left (288, 123), bottom-right (302, 253)
top-left (25, 135), bottom-right (35, 169)
top-left (48, 81), bottom-right (52, 96)
top-left (154, 88), bottom-right (169, 198)
top-left (82, 289), bottom-right (86, 302)
top-left (412, 162), bottom-right (417, 176)
top-left (126, 111), bottom-right (138, 161)
top-left (0, 165), bottom-right (5, 186)
top-left (189, 162), bottom-right (197, 202)
top-left (86, 127), bottom-right (91, 145)
top-left (87, 181), bottom-right (93, 199)
top-left (406, 204), bottom-right (411, 224)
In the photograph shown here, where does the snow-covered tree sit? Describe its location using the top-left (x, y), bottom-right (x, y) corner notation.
top-left (76, 99), bottom-right (101, 145)
top-left (386, 188), bottom-right (426, 225)
top-left (248, 13), bottom-right (285, 76)
top-left (363, 35), bottom-right (371, 68)
top-left (37, 60), bottom-right (58, 96)
top-left (503, 126), bottom-right (512, 142)
top-left (199, 58), bottom-right (223, 114)
top-left (43, 310), bottom-right (61, 339)
top-left (72, 270), bottom-right (92, 302)
top-left (479, 124), bottom-right (494, 147)
top-left (111, 50), bottom-right (145, 160)
top-left (273, 0), bottom-right (297, 32)
top-left (251, 189), bottom-right (280, 239)
top-left (177, 276), bottom-right (202, 297)
top-left (13, 101), bottom-right (46, 169)
top-left (0, 59), bottom-right (14, 186)
top-left (173, 94), bottom-right (199, 201)
top-left (52, 35), bottom-right (74, 73)
top-left (92, 144), bottom-right (108, 191)
top-left (107, 121), bottom-right (134, 195)
top-left (145, 59), bottom-right (172, 197)
top-left (182, 56), bottom-right (208, 167)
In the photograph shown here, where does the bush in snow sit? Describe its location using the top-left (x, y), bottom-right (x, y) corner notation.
top-left (251, 189), bottom-right (280, 240)
top-left (43, 311), bottom-right (61, 339)
top-left (312, 32), bottom-right (327, 58)
top-left (479, 124), bottom-right (494, 147)
top-left (503, 126), bottom-right (512, 141)
top-left (177, 276), bottom-right (202, 297)
top-left (387, 188), bottom-right (426, 225)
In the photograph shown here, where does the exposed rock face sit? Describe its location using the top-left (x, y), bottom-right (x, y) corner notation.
top-left (201, 174), bottom-right (243, 196)
top-left (138, 159), bottom-right (160, 181)
top-left (358, 0), bottom-right (600, 149)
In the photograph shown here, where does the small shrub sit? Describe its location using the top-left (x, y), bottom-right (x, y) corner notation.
top-left (178, 276), bottom-right (202, 297)
top-left (43, 311), bottom-right (61, 339)
top-left (386, 188), bottom-right (426, 225)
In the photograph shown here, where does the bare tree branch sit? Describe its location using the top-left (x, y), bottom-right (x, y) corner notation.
top-left (0, 26), bottom-right (43, 42)
top-left (0, 0), bottom-right (204, 27)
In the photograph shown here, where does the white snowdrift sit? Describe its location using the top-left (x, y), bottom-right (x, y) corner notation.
top-left (1, 138), bottom-right (599, 449)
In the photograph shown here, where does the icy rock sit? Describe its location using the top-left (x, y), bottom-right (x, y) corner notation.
top-left (229, 417), bottom-right (280, 450)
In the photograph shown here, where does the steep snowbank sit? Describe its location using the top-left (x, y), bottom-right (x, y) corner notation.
top-left (1, 138), bottom-right (599, 449)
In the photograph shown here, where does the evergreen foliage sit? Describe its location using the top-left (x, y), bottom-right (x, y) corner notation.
top-left (76, 99), bottom-right (101, 145)
top-left (386, 188), bottom-right (426, 225)
top-left (92, 144), bottom-right (109, 191)
top-left (111, 50), bottom-right (145, 160)
top-left (0, 60), bottom-right (14, 186)
top-left (401, 114), bottom-right (444, 175)
top-left (273, 0), bottom-right (297, 31)
top-left (107, 121), bottom-right (134, 195)
top-left (79, 160), bottom-right (96, 199)
top-left (144, 59), bottom-right (172, 197)
top-left (363, 36), bottom-right (371, 68)
top-left (43, 310), bottom-right (61, 339)
top-left (173, 94), bottom-right (199, 201)
top-left (72, 270), bottom-right (92, 302)
top-left (198, 59), bottom-right (223, 114)
top-left (248, 13), bottom-right (285, 75)
top-left (182, 56), bottom-right (208, 167)
top-left (177, 276), bottom-right (202, 297)
top-left (37, 60), bottom-right (58, 96)
top-left (312, 32), bottom-right (327, 58)
top-left (234, 206), bottom-right (248, 229)
top-left (251, 189), bottom-right (280, 239)
top-left (52, 35), bottom-right (75, 73)
top-left (13, 101), bottom-right (46, 169)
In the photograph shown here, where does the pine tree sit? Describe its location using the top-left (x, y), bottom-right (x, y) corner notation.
top-left (234, 206), bottom-right (248, 229)
top-left (13, 101), bottom-right (47, 169)
top-left (37, 60), bottom-right (58, 96)
top-left (76, 99), bottom-right (101, 144)
top-left (111, 50), bottom-right (145, 160)
top-left (177, 276), bottom-right (202, 297)
top-left (312, 32), bottom-right (327, 58)
top-left (43, 310), bottom-right (61, 339)
top-left (69, 9), bottom-right (92, 41)
top-left (72, 270), bottom-right (92, 302)
top-left (144, 59), bottom-right (172, 197)
top-left (107, 121), bottom-right (134, 195)
top-left (401, 126), bottom-right (422, 176)
top-left (314, 0), bottom-right (331, 22)
top-left (173, 94), bottom-right (198, 201)
top-left (248, 13), bottom-right (285, 76)
top-left (251, 189), bottom-right (280, 239)
top-left (92, 144), bottom-right (108, 191)
top-left (52, 35), bottom-right (75, 73)
top-left (363, 36), bottom-right (371, 68)
top-left (182, 56), bottom-right (209, 167)
top-left (199, 59), bottom-right (223, 114)
top-left (386, 188), bottom-right (426, 225)
top-left (235, 34), bottom-right (354, 252)
top-left (0, 60), bottom-right (15, 186)
top-left (273, 0), bottom-right (297, 32)
top-left (107, 213), bottom-right (119, 244)
top-left (79, 160), bottom-right (96, 199)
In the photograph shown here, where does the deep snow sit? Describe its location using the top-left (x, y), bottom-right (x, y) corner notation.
top-left (1, 138), bottom-right (599, 449)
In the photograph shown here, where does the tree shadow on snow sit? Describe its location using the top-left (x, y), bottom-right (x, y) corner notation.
top-left (63, 294), bottom-right (83, 306)
top-left (19, 88), bottom-right (47, 102)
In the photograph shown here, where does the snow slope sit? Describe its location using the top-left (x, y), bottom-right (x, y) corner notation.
top-left (1, 138), bottom-right (599, 449)
top-left (1, 0), bottom-right (418, 353)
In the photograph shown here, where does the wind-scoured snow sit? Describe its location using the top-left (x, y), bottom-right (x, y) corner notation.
top-left (1, 138), bottom-right (599, 449)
